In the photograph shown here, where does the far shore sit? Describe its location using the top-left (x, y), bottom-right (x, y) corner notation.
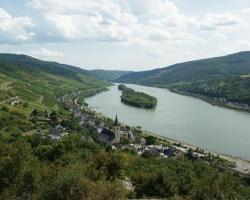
top-left (169, 89), bottom-right (250, 114)
top-left (117, 82), bottom-right (250, 114)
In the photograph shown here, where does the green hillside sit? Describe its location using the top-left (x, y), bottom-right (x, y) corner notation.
top-left (0, 54), bottom-right (108, 99)
top-left (116, 51), bottom-right (250, 108)
top-left (89, 69), bottom-right (132, 81)
top-left (0, 54), bottom-right (109, 134)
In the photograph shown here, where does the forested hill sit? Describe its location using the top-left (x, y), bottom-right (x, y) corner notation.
top-left (116, 51), bottom-right (250, 84)
top-left (116, 51), bottom-right (250, 108)
top-left (89, 69), bottom-right (132, 81)
top-left (0, 53), bottom-right (101, 83)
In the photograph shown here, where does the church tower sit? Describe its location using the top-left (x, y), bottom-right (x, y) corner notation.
top-left (113, 115), bottom-right (120, 144)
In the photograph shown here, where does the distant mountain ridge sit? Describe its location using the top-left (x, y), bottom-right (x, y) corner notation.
top-left (89, 69), bottom-right (132, 81)
top-left (116, 51), bottom-right (250, 85)
top-left (0, 53), bottom-right (131, 82)
top-left (0, 53), bottom-right (92, 81)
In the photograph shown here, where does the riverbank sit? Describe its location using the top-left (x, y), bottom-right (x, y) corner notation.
top-left (169, 89), bottom-right (250, 114)
top-left (125, 82), bottom-right (250, 113)
top-left (87, 103), bottom-right (250, 175)
top-left (141, 129), bottom-right (250, 175)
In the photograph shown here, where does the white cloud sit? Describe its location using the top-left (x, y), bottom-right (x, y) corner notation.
top-left (0, 0), bottom-right (249, 67)
top-left (25, 0), bottom-right (207, 54)
top-left (0, 8), bottom-right (35, 44)
top-left (23, 0), bottom-right (250, 62)
top-left (200, 13), bottom-right (241, 30)
top-left (211, 33), bottom-right (227, 41)
top-left (146, 47), bottom-right (164, 58)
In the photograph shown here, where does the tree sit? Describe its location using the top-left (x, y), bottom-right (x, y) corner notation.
top-left (186, 148), bottom-right (196, 160)
top-left (90, 151), bottom-right (126, 181)
top-left (1, 106), bottom-right (9, 112)
top-left (44, 110), bottom-right (48, 117)
top-left (50, 111), bottom-right (58, 126)
top-left (0, 141), bottom-right (40, 198)
top-left (23, 102), bottom-right (29, 108)
top-left (145, 136), bottom-right (157, 145)
top-left (34, 145), bottom-right (54, 161)
top-left (32, 109), bottom-right (38, 116)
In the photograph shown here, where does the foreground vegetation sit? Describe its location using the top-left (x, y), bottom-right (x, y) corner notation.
top-left (118, 84), bottom-right (157, 109)
top-left (1, 119), bottom-right (250, 199)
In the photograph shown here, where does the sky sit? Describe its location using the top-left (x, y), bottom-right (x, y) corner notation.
top-left (0, 0), bottom-right (250, 71)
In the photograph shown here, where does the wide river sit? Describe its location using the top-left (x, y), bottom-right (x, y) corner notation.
top-left (86, 84), bottom-right (250, 160)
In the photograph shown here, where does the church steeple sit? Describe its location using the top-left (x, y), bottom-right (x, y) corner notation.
top-left (114, 114), bottom-right (119, 126)
top-left (113, 115), bottom-right (120, 144)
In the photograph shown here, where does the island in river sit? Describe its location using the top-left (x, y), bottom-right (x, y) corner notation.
top-left (118, 84), bottom-right (157, 109)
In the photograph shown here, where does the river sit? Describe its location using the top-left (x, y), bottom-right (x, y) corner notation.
top-left (85, 84), bottom-right (250, 160)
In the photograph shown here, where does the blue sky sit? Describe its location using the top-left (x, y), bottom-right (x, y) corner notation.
top-left (0, 0), bottom-right (250, 71)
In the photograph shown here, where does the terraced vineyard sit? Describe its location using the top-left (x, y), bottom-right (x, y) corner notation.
top-left (0, 54), bottom-right (109, 134)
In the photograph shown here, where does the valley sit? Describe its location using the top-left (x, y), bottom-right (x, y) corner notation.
top-left (0, 53), bottom-right (250, 199)
top-left (1, 1), bottom-right (250, 199)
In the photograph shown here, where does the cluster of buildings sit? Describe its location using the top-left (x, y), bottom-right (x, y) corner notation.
top-left (6, 96), bottom-right (21, 105)
top-left (49, 125), bottom-right (69, 140)
top-left (60, 94), bottom-right (133, 145)
top-left (28, 108), bottom-right (69, 140)
top-left (80, 113), bottom-right (122, 145)
top-left (122, 144), bottom-right (174, 158)
top-left (98, 115), bottom-right (121, 145)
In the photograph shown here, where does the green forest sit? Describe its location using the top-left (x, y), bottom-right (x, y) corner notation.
top-left (118, 84), bottom-right (157, 109)
top-left (170, 76), bottom-right (250, 105)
